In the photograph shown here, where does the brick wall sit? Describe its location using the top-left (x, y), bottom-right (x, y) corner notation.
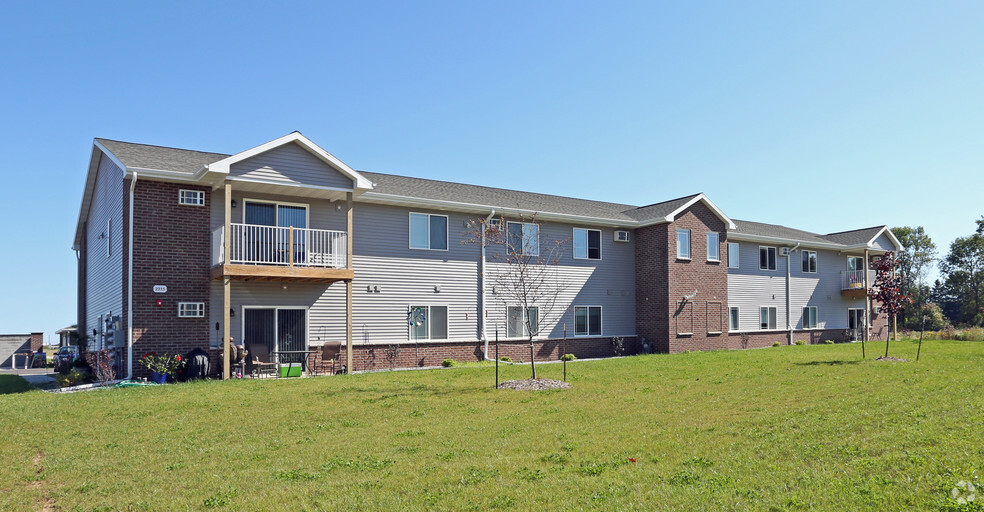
top-left (30, 332), bottom-right (44, 351)
top-left (124, 179), bottom-right (212, 377)
top-left (635, 224), bottom-right (670, 351)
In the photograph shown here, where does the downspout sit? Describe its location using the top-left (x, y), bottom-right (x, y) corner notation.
top-left (785, 243), bottom-right (800, 345)
top-left (126, 172), bottom-right (137, 380)
top-left (481, 209), bottom-right (495, 360)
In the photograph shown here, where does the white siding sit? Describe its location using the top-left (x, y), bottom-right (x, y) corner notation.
top-left (85, 153), bottom-right (124, 347)
top-left (229, 143), bottom-right (354, 189)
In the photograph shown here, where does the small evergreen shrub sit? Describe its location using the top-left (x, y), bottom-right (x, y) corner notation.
top-left (441, 359), bottom-right (456, 368)
top-left (794, 340), bottom-right (806, 346)
top-left (499, 356), bottom-right (512, 363)
top-left (772, 342), bottom-right (781, 347)
top-left (560, 353), bottom-right (576, 361)
top-left (824, 339), bottom-right (835, 345)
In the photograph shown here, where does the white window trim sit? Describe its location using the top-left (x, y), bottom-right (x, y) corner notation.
top-left (729, 306), bottom-right (739, 330)
top-left (242, 198), bottom-right (311, 228)
top-left (408, 212), bottom-right (450, 251)
top-left (572, 227), bottom-right (602, 260)
top-left (848, 307), bottom-right (866, 329)
top-left (759, 246), bottom-right (777, 271)
top-left (802, 250), bottom-right (818, 274)
top-left (177, 302), bottom-right (205, 318)
top-left (759, 306), bottom-right (778, 330)
top-left (178, 189), bottom-right (205, 206)
top-left (506, 221), bottom-right (540, 256)
top-left (847, 256), bottom-right (865, 271)
top-left (506, 305), bottom-right (540, 339)
top-left (728, 242), bottom-right (739, 269)
top-left (676, 229), bottom-right (691, 260)
top-left (407, 304), bottom-right (450, 341)
top-left (803, 306), bottom-right (818, 329)
top-left (706, 232), bottom-right (720, 262)
top-left (573, 305), bottom-right (603, 337)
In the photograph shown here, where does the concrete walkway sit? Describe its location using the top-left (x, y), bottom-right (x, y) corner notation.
top-left (0, 368), bottom-right (58, 389)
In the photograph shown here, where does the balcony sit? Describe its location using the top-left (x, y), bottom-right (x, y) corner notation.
top-left (211, 224), bottom-right (353, 283)
top-left (841, 270), bottom-right (875, 298)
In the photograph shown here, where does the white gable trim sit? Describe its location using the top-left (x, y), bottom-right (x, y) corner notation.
top-left (663, 194), bottom-right (737, 230)
top-left (866, 226), bottom-right (904, 251)
top-left (204, 132), bottom-right (373, 190)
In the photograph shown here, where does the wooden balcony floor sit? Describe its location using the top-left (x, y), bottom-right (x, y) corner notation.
top-left (210, 263), bottom-right (354, 284)
top-left (841, 287), bottom-right (868, 299)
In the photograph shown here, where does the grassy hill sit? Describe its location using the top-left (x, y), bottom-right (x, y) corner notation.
top-left (1, 339), bottom-right (981, 510)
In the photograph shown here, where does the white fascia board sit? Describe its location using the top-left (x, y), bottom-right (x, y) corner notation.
top-left (665, 194), bottom-right (737, 230)
top-left (225, 176), bottom-right (361, 195)
top-left (866, 226), bottom-right (904, 251)
top-left (358, 192), bottom-right (637, 227)
top-left (726, 232), bottom-right (848, 250)
top-left (204, 132), bottom-right (374, 190)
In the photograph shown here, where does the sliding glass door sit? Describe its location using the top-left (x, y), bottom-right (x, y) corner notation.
top-left (243, 307), bottom-right (307, 368)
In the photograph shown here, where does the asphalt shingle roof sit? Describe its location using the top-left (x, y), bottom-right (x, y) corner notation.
top-left (91, 138), bottom-right (893, 248)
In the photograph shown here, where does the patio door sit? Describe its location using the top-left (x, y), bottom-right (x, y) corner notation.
top-left (243, 307), bottom-right (307, 367)
top-left (848, 308), bottom-right (865, 341)
top-left (244, 201), bottom-right (308, 264)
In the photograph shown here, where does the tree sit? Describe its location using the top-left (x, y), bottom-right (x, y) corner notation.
top-left (466, 214), bottom-right (569, 380)
top-left (891, 226), bottom-right (937, 328)
top-left (868, 251), bottom-right (912, 356)
top-left (939, 216), bottom-right (984, 326)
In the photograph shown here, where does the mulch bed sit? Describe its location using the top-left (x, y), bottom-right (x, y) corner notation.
top-left (497, 378), bottom-right (571, 391)
top-left (874, 356), bottom-right (909, 362)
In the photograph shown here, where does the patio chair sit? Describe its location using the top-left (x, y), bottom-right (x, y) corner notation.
top-left (246, 343), bottom-right (279, 378)
top-left (309, 342), bottom-right (342, 376)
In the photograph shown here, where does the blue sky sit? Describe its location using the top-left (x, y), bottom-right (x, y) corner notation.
top-left (1, 1), bottom-right (981, 343)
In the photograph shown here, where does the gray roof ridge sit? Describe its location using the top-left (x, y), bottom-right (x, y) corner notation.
top-left (824, 225), bottom-right (887, 236)
top-left (626, 192), bottom-right (703, 211)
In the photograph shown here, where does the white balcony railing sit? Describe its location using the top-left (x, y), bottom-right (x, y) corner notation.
top-left (841, 270), bottom-right (876, 290)
top-left (212, 223), bottom-right (346, 268)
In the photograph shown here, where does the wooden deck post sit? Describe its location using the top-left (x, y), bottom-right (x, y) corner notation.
top-left (863, 250), bottom-right (870, 343)
top-left (223, 183), bottom-right (232, 380)
top-left (345, 192), bottom-right (353, 373)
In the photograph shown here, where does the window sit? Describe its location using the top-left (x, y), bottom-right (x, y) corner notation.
top-left (408, 305), bottom-right (448, 340)
top-left (507, 222), bottom-right (539, 256)
top-left (803, 307), bottom-right (818, 329)
top-left (848, 308), bottom-right (865, 330)
top-left (507, 306), bottom-right (539, 338)
top-left (178, 302), bottom-right (205, 318)
top-left (179, 189), bottom-right (205, 206)
top-left (409, 213), bottom-right (448, 250)
top-left (574, 306), bottom-right (602, 336)
top-left (759, 307), bottom-right (777, 330)
top-left (707, 232), bottom-right (720, 261)
top-left (729, 307), bottom-right (739, 330)
top-left (488, 218), bottom-right (502, 231)
top-left (573, 228), bottom-right (601, 260)
top-left (676, 229), bottom-right (691, 259)
top-left (105, 219), bottom-right (112, 258)
top-left (759, 246), bottom-right (777, 270)
top-left (728, 242), bottom-right (739, 268)
top-left (847, 256), bottom-right (864, 271)
top-left (802, 250), bottom-right (817, 273)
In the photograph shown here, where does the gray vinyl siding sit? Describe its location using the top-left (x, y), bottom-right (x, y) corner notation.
top-left (728, 245), bottom-right (866, 332)
top-left (870, 232), bottom-right (895, 251)
top-left (229, 142), bottom-right (354, 189)
top-left (85, 153), bottom-right (124, 348)
top-left (209, 188), bottom-right (347, 231)
top-left (210, 203), bottom-right (636, 347)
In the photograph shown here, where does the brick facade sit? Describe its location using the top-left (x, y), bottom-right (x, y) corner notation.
top-left (124, 180), bottom-right (212, 377)
top-left (30, 332), bottom-right (44, 351)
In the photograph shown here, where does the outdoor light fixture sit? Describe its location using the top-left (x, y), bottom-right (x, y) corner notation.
top-left (230, 308), bottom-right (235, 317)
top-left (231, 199), bottom-right (238, 208)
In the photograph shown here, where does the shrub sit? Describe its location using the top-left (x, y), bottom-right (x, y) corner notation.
top-left (560, 353), bottom-right (576, 361)
top-left (441, 359), bottom-right (456, 368)
top-left (499, 356), bottom-right (512, 363)
top-left (823, 340), bottom-right (835, 345)
top-left (772, 342), bottom-right (781, 347)
top-left (55, 369), bottom-right (95, 388)
top-left (794, 340), bottom-right (806, 346)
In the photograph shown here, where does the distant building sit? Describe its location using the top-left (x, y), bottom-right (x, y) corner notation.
top-left (55, 325), bottom-right (77, 347)
top-left (1, 332), bottom-right (43, 368)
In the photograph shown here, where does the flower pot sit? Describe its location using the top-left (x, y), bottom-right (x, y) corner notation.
top-left (151, 372), bottom-right (168, 384)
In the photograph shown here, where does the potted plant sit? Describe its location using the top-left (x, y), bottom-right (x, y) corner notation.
top-left (139, 352), bottom-right (186, 384)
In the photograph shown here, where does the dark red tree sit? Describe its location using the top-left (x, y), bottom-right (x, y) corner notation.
top-left (868, 251), bottom-right (913, 357)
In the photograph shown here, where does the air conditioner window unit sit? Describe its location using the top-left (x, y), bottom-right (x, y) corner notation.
top-left (779, 247), bottom-right (790, 256)
top-left (614, 230), bottom-right (630, 242)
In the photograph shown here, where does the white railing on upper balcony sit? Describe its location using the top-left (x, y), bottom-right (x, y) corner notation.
top-left (841, 270), bottom-right (876, 290)
top-left (212, 224), bottom-right (347, 268)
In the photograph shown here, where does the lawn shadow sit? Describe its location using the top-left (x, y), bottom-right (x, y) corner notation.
top-left (793, 360), bottom-right (863, 367)
top-left (0, 374), bottom-right (35, 395)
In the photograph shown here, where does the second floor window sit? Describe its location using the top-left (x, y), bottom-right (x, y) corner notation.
top-left (409, 213), bottom-right (448, 250)
top-left (676, 229), bottom-right (691, 259)
top-left (802, 251), bottom-right (818, 273)
top-left (507, 222), bottom-right (539, 256)
top-left (728, 242), bottom-right (739, 268)
top-left (759, 246), bottom-right (777, 271)
top-left (707, 232), bottom-right (720, 261)
top-left (573, 228), bottom-right (601, 260)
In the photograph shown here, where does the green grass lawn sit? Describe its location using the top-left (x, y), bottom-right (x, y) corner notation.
top-left (1, 339), bottom-right (981, 511)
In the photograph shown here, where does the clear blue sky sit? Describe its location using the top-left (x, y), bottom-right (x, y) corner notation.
top-left (1, 1), bottom-right (981, 344)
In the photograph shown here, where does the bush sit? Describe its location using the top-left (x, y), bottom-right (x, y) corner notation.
top-left (794, 340), bottom-right (806, 346)
top-left (823, 340), bottom-right (835, 345)
top-left (55, 369), bottom-right (94, 388)
top-left (560, 353), bottom-right (576, 361)
top-left (441, 359), bottom-right (456, 368)
top-left (499, 356), bottom-right (512, 363)
top-left (772, 342), bottom-right (781, 347)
